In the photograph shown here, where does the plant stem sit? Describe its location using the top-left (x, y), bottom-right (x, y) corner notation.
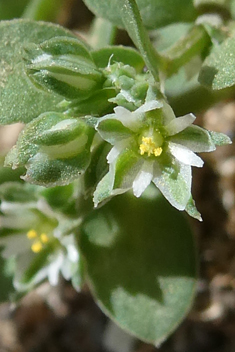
top-left (88, 17), bottom-right (117, 49)
top-left (22, 0), bottom-right (63, 21)
top-left (162, 25), bottom-right (211, 77)
top-left (119, 0), bottom-right (163, 83)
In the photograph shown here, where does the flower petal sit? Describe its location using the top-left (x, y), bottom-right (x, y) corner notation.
top-left (113, 106), bottom-right (141, 131)
top-left (152, 161), bottom-right (192, 211)
top-left (132, 161), bottom-right (153, 197)
top-left (168, 142), bottom-right (204, 167)
top-left (134, 100), bottom-right (162, 114)
top-left (165, 113), bottom-right (196, 136)
top-left (0, 234), bottom-right (31, 257)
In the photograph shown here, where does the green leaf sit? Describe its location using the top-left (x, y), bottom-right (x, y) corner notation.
top-left (0, 19), bottom-right (76, 125)
top-left (83, 0), bottom-right (196, 30)
top-left (80, 187), bottom-right (197, 344)
top-left (199, 36), bottom-right (235, 90)
top-left (92, 46), bottom-right (145, 72)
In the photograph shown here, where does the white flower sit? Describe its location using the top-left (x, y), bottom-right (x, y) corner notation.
top-left (0, 197), bottom-right (81, 291)
top-left (94, 100), bottom-right (231, 220)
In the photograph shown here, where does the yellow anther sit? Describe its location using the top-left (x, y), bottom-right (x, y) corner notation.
top-left (31, 241), bottom-right (43, 253)
top-left (27, 229), bottom-right (38, 239)
top-left (139, 136), bottom-right (162, 157)
top-left (40, 233), bottom-right (49, 244)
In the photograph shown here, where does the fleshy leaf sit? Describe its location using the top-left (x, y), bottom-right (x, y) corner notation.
top-left (0, 19), bottom-right (76, 125)
top-left (83, 0), bottom-right (196, 30)
top-left (199, 36), bottom-right (235, 90)
top-left (80, 187), bottom-right (197, 344)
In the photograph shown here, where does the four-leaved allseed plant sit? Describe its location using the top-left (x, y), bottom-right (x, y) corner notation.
top-left (0, 0), bottom-right (234, 345)
top-left (94, 99), bottom-right (231, 220)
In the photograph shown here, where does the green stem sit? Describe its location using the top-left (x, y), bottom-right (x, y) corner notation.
top-left (22, 0), bottom-right (63, 21)
top-left (119, 0), bottom-right (163, 83)
top-left (88, 17), bottom-right (117, 49)
top-left (162, 25), bottom-right (211, 77)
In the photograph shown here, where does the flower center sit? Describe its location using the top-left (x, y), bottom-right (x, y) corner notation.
top-left (139, 132), bottom-right (163, 157)
top-left (27, 229), bottom-right (50, 253)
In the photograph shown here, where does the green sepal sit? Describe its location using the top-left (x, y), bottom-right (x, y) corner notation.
top-left (93, 171), bottom-right (113, 207)
top-left (113, 147), bottom-right (143, 190)
top-left (185, 196), bottom-right (202, 221)
top-left (152, 161), bottom-right (191, 212)
top-left (169, 125), bottom-right (217, 152)
top-left (84, 142), bottom-right (111, 197)
top-left (97, 118), bottom-right (134, 145)
top-left (80, 187), bottom-right (197, 344)
top-left (209, 130), bottom-right (232, 146)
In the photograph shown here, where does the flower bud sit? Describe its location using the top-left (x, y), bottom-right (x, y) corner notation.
top-left (25, 36), bottom-right (103, 100)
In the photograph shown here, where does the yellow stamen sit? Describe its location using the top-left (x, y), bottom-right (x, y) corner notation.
top-left (40, 233), bottom-right (49, 243)
top-left (27, 229), bottom-right (38, 239)
top-left (31, 241), bottom-right (43, 253)
top-left (139, 136), bottom-right (162, 157)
